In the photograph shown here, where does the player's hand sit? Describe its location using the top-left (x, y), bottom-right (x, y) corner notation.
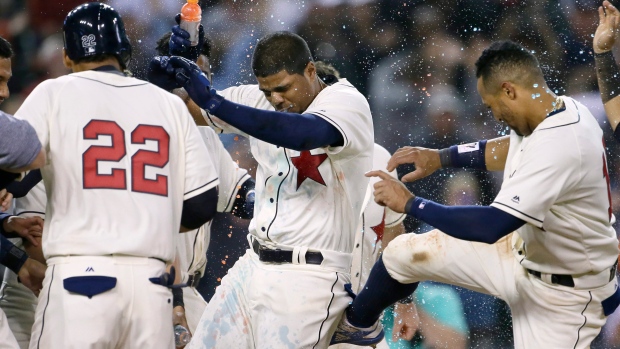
top-left (387, 146), bottom-right (441, 183)
top-left (147, 56), bottom-right (183, 92)
top-left (173, 305), bottom-right (191, 348)
top-left (170, 13), bottom-right (205, 62)
top-left (392, 302), bottom-right (420, 342)
top-left (366, 170), bottom-right (414, 213)
top-left (595, 1), bottom-right (620, 53)
top-left (0, 189), bottom-right (12, 211)
top-left (2, 216), bottom-right (44, 247)
top-left (168, 56), bottom-right (224, 113)
top-left (17, 258), bottom-right (46, 297)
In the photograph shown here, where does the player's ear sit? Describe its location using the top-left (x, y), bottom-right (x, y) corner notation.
top-left (306, 61), bottom-right (316, 80)
top-left (500, 82), bottom-right (517, 100)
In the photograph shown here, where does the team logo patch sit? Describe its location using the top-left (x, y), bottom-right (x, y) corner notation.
top-left (511, 196), bottom-right (520, 204)
top-left (85, 266), bottom-right (95, 272)
top-left (418, 201), bottom-right (426, 209)
top-left (81, 34), bottom-right (96, 55)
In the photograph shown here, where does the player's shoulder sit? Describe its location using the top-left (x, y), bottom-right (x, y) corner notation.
top-left (316, 78), bottom-right (369, 108)
top-left (372, 143), bottom-right (391, 159)
top-left (220, 84), bottom-right (269, 107)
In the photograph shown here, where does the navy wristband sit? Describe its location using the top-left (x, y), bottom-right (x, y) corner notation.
top-left (0, 235), bottom-right (28, 274)
top-left (172, 287), bottom-right (184, 308)
top-left (440, 140), bottom-right (487, 170)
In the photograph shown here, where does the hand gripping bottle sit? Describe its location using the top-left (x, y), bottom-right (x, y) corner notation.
top-left (180, 0), bottom-right (201, 46)
top-left (174, 324), bottom-right (192, 347)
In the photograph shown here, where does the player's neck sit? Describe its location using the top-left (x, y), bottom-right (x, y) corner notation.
top-left (527, 91), bottom-right (560, 131)
top-left (69, 58), bottom-right (122, 73)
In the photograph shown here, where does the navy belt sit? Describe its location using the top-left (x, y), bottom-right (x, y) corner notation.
top-left (252, 239), bottom-right (323, 265)
top-left (527, 269), bottom-right (575, 287)
top-left (527, 261), bottom-right (618, 288)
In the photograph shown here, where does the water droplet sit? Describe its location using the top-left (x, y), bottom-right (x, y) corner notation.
top-left (533, 83), bottom-right (539, 88)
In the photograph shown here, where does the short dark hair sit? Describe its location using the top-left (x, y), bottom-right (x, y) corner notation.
top-left (155, 32), bottom-right (211, 58)
top-left (252, 31), bottom-right (313, 78)
top-left (0, 36), bottom-right (13, 59)
top-left (475, 40), bottom-right (543, 93)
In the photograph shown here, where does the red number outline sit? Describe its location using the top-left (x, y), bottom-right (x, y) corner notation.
top-left (131, 124), bottom-right (170, 196)
top-left (83, 120), bottom-right (127, 190)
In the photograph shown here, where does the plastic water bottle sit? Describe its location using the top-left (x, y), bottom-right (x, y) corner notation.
top-left (180, 0), bottom-right (201, 46)
top-left (174, 324), bottom-right (192, 347)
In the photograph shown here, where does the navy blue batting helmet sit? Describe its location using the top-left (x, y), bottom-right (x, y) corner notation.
top-left (63, 2), bottom-right (132, 69)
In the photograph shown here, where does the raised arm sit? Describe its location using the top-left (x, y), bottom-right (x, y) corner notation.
top-left (594, 0), bottom-right (620, 132)
top-left (386, 136), bottom-right (510, 183)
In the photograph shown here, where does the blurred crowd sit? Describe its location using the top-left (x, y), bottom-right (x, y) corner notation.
top-left (2, 0), bottom-right (620, 348)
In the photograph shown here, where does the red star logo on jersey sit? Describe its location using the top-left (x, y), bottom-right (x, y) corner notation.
top-left (291, 151), bottom-right (328, 190)
top-left (371, 212), bottom-right (386, 242)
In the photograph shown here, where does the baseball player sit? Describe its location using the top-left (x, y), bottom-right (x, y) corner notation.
top-left (331, 40), bottom-right (620, 349)
top-left (13, 3), bottom-right (219, 348)
top-left (0, 35), bottom-right (46, 349)
top-left (154, 30), bottom-right (255, 335)
top-left (149, 30), bottom-right (374, 348)
top-left (0, 177), bottom-right (45, 349)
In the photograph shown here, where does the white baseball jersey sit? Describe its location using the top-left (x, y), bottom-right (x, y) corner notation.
top-left (490, 96), bottom-right (619, 275)
top-left (210, 78), bottom-right (374, 253)
top-left (176, 126), bottom-right (250, 282)
top-left (350, 144), bottom-right (405, 293)
top-left (14, 70), bottom-right (219, 262)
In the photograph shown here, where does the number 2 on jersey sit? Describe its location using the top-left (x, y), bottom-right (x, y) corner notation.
top-left (82, 120), bottom-right (170, 196)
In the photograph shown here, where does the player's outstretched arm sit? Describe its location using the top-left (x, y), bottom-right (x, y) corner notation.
top-left (387, 136), bottom-right (509, 183)
top-left (151, 56), bottom-right (344, 150)
top-left (594, 1), bottom-right (620, 133)
top-left (366, 170), bottom-right (524, 244)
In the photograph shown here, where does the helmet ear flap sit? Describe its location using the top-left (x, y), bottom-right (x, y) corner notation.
top-left (62, 2), bottom-right (132, 69)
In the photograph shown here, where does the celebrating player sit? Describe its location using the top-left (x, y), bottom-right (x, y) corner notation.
top-left (149, 29), bottom-right (374, 347)
top-left (154, 31), bottom-right (256, 337)
top-left (12, 3), bottom-right (219, 348)
top-left (331, 40), bottom-right (620, 349)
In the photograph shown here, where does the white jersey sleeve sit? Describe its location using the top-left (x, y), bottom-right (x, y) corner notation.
top-left (183, 114), bottom-right (219, 200)
top-left (202, 85), bottom-right (274, 137)
top-left (491, 132), bottom-right (579, 228)
top-left (304, 79), bottom-right (374, 160)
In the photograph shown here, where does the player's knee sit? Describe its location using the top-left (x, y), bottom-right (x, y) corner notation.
top-left (383, 230), bottom-right (440, 266)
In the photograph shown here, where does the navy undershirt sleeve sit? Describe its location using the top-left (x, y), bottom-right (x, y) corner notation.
top-left (406, 197), bottom-right (525, 244)
top-left (6, 170), bottom-right (42, 198)
top-left (212, 99), bottom-right (344, 151)
top-left (181, 187), bottom-right (218, 230)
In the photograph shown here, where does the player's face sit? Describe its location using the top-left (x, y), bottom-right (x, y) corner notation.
top-left (477, 78), bottom-right (527, 136)
top-left (0, 57), bottom-right (11, 105)
top-left (257, 64), bottom-right (316, 114)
